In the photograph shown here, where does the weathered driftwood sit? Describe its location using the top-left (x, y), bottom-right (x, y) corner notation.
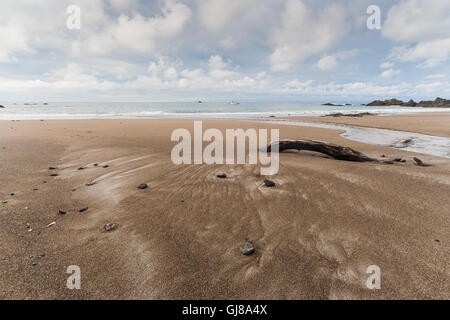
top-left (267, 139), bottom-right (378, 162)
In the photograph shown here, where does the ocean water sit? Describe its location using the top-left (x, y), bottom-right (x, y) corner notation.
top-left (0, 101), bottom-right (449, 120)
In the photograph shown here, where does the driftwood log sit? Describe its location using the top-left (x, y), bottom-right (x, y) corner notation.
top-left (267, 139), bottom-right (378, 162)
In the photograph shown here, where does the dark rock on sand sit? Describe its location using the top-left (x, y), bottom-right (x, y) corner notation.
top-left (413, 157), bottom-right (431, 167)
top-left (240, 242), bottom-right (255, 256)
top-left (383, 161), bottom-right (394, 164)
top-left (104, 223), bottom-right (117, 232)
top-left (86, 182), bottom-right (95, 186)
top-left (10, 193), bottom-right (15, 196)
top-left (137, 183), bottom-right (148, 190)
top-left (50, 173), bottom-right (58, 177)
top-left (78, 167), bottom-right (85, 170)
top-left (402, 138), bottom-right (412, 145)
top-left (79, 207), bottom-right (88, 213)
top-left (102, 165), bottom-right (109, 168)
top-left (264, 179), bottom-right (276, 187)
top-left (48, 166), bottom-right (57, 170)
top-left (59, 210), bottom-right (67, 215)
top-left (216, 173), bottom-right (227, 179)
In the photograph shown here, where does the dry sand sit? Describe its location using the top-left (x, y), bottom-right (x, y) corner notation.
top-left (0, 116), bottom-right (449, 300)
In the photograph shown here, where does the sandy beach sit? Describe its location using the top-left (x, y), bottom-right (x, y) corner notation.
top-left (0, 114), bottom-right (449, 300)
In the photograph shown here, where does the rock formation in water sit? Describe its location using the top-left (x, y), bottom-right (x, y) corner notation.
top-left (366, 97), bottom-right (450, 108)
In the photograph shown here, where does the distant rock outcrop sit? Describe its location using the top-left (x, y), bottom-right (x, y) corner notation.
top-left (0, 105), bottom-right (5, 108)
top-left (322, 103), bottom-right (352, 106)
top-left (366, 97), bottom-right (450, 108)
top-left (366, 98), bottom-right (404, 106)
top-left (323, 112), bottom-right (376, 117)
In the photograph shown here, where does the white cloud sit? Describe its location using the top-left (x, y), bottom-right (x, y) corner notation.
top-left (389, 38), bottom-right (450, 68)
top-left (383, 0), bottom-right (450, 43)
top-left (197, 0), bottom-right (253, 32)
top-left (380, 69), bottom-right (401, 78)
top-left (109, 0), bottom-right (137, 10)
top-left (426, 74), bottom-right (445, 79)
top-left (219, 36), bottom-right (236, 49)
top-left (0, 24), bottom-right (34, 62)
top-left (104, 0), bottom-right (192, 54)
top-left (380, 62), bottom-right (395, 69)
top-left (269, 0), bottom-right (349, 72)
top-left (284, 79), bottom-right (450, 97)
top-left (383, 0), bottom-right (450, 67)
top-left (316, 49), bottom-right (358, 70)
top-left (316, 56), bottom-right (338, 71)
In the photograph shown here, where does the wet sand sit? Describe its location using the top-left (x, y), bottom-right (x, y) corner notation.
top-left (0, 117), bottom-right (449, 299)
top-left (288, 112), bottom-right (450, 137)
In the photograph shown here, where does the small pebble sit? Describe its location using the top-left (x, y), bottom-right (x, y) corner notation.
top-left (383, 160), bottom-right (394, 164)
top-left (59, 209), bottom-right (67, 215)
top-left (32, 262), bottom-right (37, 267)
top-left (48, 167), bottom-right (57, 170)
top-left (102, 165), bottom-right (109, 168)
top-left (47, 222), bottom-right (56, 228)
top-left (78, 167), bottom-right (85, 171)
top-left (79, 207), bottom-right (88, 213)
top-left (435, 239), bottom-right (440, 243)
top-left (104, 223), bottom-right (117, 232)
top-left (216, 173), bottom-right (227, 179)
top-left (240, 242), bottom-right (256, 256)
top-left (86, 182), bottom-right (95, 187)
top-left (10, 192), bottom-right (15, 196)
top-left (50, 173), bottom-right (58, 177)
top-left (137, 183), bottom-right (148, 190)
top-left (264, 179), bottom-right (276, 187)
top-left (1, 200), bottom-right (7, 204)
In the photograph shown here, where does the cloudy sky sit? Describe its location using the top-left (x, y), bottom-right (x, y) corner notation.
top-left (1, 0), bottom-right (449, 102)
